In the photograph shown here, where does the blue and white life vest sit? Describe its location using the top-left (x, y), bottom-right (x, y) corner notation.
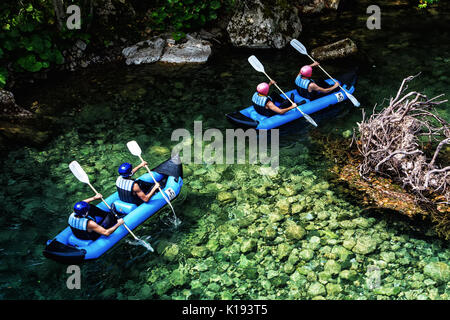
top-left (252, 92), bottom-right (269, 108)
top-left (252, 92), bottom-right (277, 117)
top-left (116, 176), bottom-right (142, 205)
top-left (68, 212), bottom-right (97, 240)
top-left (295, 76), bottom-right (311, 90)
top-left (295, 76), bottom-right (315, 100)
top-left (68, 212), bottom-right (90, 231)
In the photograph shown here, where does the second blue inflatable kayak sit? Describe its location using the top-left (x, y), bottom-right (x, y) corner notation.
top-left (226, 74), bottom-right (357, 129)
top-left (43, 154), bottom-right (183, 264)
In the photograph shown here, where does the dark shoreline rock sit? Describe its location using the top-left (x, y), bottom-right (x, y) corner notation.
top-left (122, 34), bottom-right (212, 65)
top-left (226, 0), bottom-right (302, 49)
top-left (0, 89), bottom-right (32, 118)
top-left (311, 38), bottom-right (358, 61)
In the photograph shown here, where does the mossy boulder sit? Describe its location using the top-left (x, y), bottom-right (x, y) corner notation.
top-left (308, 236), bottom-right (322, 250)
top-left (380, 251), bottom-right (396, 263)
top-left (339, 269), bottom-right (358, 281)
top-left (326, 283), bottom-right (342, 296)
top-left (373, 286), bottom-right (401, 297)
top-left (169, 268), bottom-right (187, 287)
top-left (276, 198), bottom-right (291, 214)
top-left (299, 249), bottom-right (314, 261)
top-left (262, 224), bottom-right (277, 240)
top-left (352, 236), bottom-right (378, 255)
top-left (284, 220), bottom-right (306, 240)
top-left (343, 239), bottom-right (356, 250)
top-left (163, 243), bottom-right (179, 262)
top-left (206, 238), bottom-right (220, 253)
top-left (276, 243), bottom-right (293, 260)
top-left (191, 245), bottom-right (209, 258)
top-left (217, 191), bottom-right (235, 204)
top-left (268, 211), bottom-right (284, 223)
top-left (324, 260), bottom-right (341, 275)
top-left (423, 262), bottom-right (450, 283)
top-left (240, 238), bottom-right (257, 253)
top-left (307, 282), bottom-right (326, 297)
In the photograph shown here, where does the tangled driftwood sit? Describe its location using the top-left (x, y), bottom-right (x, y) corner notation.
top-left (356, 75), bottom-right (449, 207)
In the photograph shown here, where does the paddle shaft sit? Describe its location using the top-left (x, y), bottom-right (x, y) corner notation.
top-left (137, 155), bottom-right (176, 215)
top-left (86, 182), bottom-right (139, 240)
top-left (304, 52), bottom-right (358, 103)
top-left (262, 71), bottom-right (307, 116)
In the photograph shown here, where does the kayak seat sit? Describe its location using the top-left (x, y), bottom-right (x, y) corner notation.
top-left (68, 234), bottom-right (93, 247)
top-left (113, 200), bottom-right (137, 215)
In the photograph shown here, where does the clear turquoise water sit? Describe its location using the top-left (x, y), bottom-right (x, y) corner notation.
top-left (0, 1), bottom-right (449, 299)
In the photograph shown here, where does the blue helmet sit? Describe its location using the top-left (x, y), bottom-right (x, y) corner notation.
top-left (118, 162), bottom-right (133, 177)
top-left (74, 201), bottom-right (90, 217)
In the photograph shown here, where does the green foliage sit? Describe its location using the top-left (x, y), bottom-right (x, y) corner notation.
top-left (418, 0), bottom-right (439, 9)
top-left (0, 1), bottom-right (86, 87)
top-left (148, 0), bottom-right (227, 39)
top-left (0, 67), bottom-right (7, 87)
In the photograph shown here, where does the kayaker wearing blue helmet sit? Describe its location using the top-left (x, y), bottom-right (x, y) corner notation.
top-left (116, 161), bottom-right (160, 205)
top-left (68, 193), bottom-right (124, 240)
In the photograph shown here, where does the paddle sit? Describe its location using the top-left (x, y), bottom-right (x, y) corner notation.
top-left (69, 160), bottom-right (139, 241)
top-left (290, 39), bottom-right (361, 107)
top-left (126, 141), bottom-right (177, 218)
top-left (248, 55), bottom-right (318, 127)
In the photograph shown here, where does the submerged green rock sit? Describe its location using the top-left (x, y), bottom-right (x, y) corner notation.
top-left (324, 260), bottom-right (341, 275)
top-left (217, 191), bottom-right (235, 203)
top-left (423, 262), bottom-right (450, 283)
top-left (352, 236), bottom-right (378, 255)
top-left (307, 282), bottom-right (326, 297)
top-left (299, 249), bottom-right (315, 261)
top-left (285, 220), bottom-right (306, 240)
top-left (240, 238), bottom-right (257, 253)
top-left (163, 243), bottom-right (180, 262)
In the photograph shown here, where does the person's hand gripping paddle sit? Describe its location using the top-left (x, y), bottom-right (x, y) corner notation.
top-left (126, 141), bottom-right (177, 221)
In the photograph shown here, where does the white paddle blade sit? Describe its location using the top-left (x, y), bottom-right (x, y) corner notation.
top-left (69, 161), bottom-right (90, 184)
top-left (127, 140), bottom-right (142, 156)
top-left (248, 55), bottom-right (265, 73)
top-left (346, 92), bottom-right (361, 107)
top-left (302, 112), bottom-right (318, 127)
top-left (290, 39), bottom-right (307, 55)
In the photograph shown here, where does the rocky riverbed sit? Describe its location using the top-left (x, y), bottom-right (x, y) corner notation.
top-left (0, 0), bottom-right (449, 300)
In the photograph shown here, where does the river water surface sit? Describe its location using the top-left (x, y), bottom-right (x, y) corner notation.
top-left (0, 1), bottom-right (449, 299)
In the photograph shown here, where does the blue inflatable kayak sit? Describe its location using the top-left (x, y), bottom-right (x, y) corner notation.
top-left (226, 74), bottom-right (357, 129)
top-left (43, 155), bottom-right (183, 264)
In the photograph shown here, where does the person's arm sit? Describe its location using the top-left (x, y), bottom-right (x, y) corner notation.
top-left (134, 182), bottom-right (160, 202)
top-left (268, 79), bottom-right (276, 87)
top-left (309, 81), bottom-right (339, 94)
top-left (266, 101), bottom-right (298, 115)
top-left (87, 218), bottom-right (124, 236)
top-left (82, 193), bottom-right (102, 204)
top-left (131, 161), bottom-right (148, 175)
